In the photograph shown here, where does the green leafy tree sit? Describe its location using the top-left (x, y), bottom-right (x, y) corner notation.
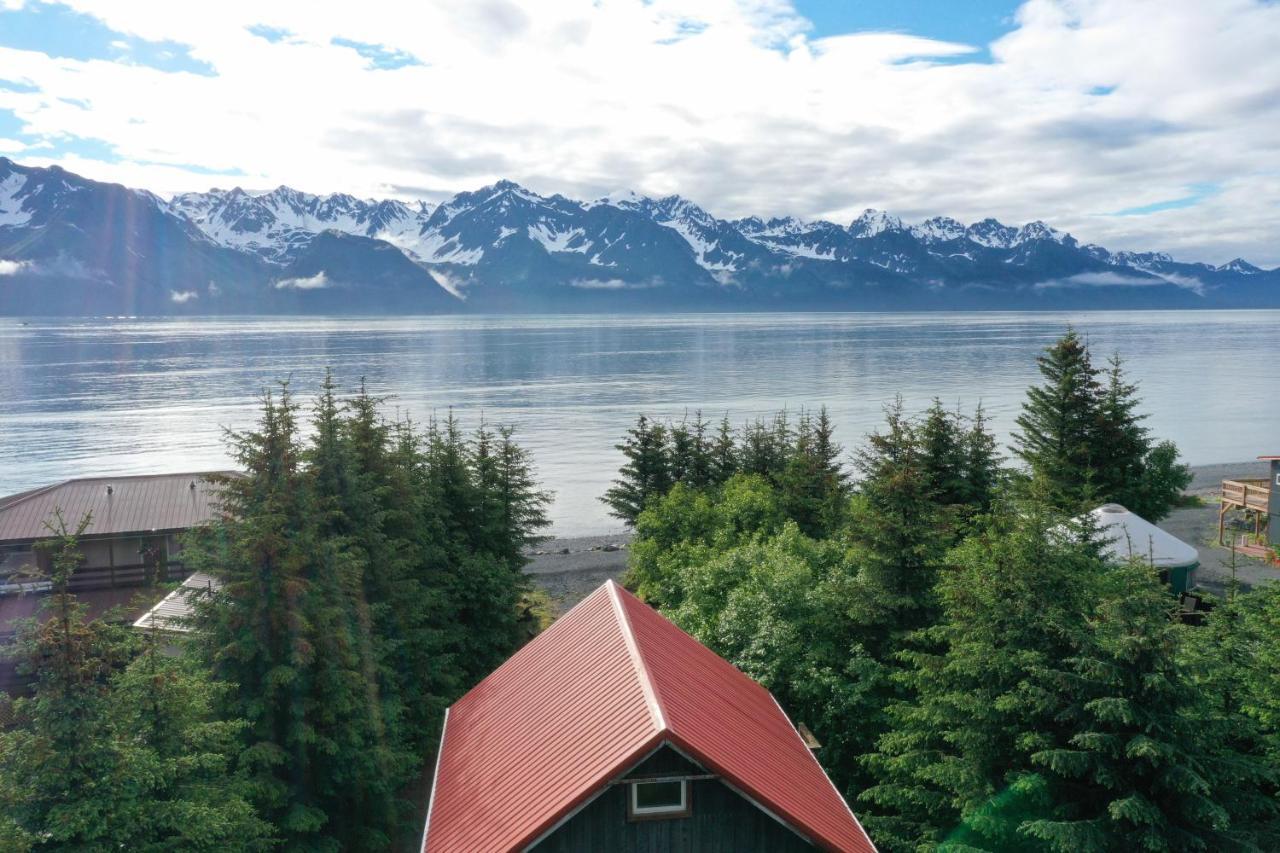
top-left (668, 523), bottom-right (890, 799)
top-left (625, 474), bottom-right (788, 608)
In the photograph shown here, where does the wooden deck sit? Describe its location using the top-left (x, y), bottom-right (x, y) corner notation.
top-left (1220, 478), bottom-right (1272, 547)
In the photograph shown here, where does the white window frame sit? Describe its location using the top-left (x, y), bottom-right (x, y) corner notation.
top-left (628, 779), bottom-right (689, 817)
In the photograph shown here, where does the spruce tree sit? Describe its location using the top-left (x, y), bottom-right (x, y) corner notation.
top-left (0, 512), bottom-right (137, 849)
top-left (1023, 562), bottom-right (1277, 852)
top-left (963, 402), bottom-right (1002, 514)
top-left (860, 507), bottom-right (1103, 852)
top-left (189, 383), bottom-right (397, 851)
top-left (919, 399), bottom-right (969, 509)
top-left (1012, 328), bottom-right (1104, 512)
top-left (780, 408), bottom-right (850, 538)
top-left (602, 414), bottom-right (673, 524)
top-left (1012, 332), bottom-right (1189, 521)
top-left (709, 415), bottom-right (739, 485)
top-left (847, 398), bottom-right (944, 640)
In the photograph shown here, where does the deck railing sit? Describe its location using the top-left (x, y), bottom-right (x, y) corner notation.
top-left (1222, 478), bottom-right (1271, 513)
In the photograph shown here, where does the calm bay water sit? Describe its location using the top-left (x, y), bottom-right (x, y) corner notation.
top-left (1, 311), bottom-right (1276, 535)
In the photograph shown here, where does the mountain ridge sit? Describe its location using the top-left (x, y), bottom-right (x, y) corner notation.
top-left (0, 157), bottom-right (1275, 314)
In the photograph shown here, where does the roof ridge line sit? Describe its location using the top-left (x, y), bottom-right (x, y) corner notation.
top-left (606, 580), bottom-right (667, 732)
top-left (0, 479), bottom-right (68, 511)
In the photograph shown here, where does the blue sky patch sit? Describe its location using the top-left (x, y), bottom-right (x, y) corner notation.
top-left (136, 159), bottom-right (246, 177)
top-left (793, 0), bottom-right (1020, 48)
top-left (0, 108), bottom-right (25, 139)
top-left (247, 25), bottom-right (293, 44)
top-left (0, 3), bottom-right (215, 76)
top-left (331, 37), bottom-right (422, 70)
top-left (1111, 182), bottom-right (1221, 216)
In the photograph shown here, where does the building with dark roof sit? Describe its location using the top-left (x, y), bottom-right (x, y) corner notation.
top-left (422, 579), bottom-right (877, 853)
top-left (0, 471), bottom-right (227, 591)
top-left (0, 472), bottom-right (229, 695)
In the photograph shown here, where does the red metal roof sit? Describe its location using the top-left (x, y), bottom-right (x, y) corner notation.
top-left (0, 472), bottom-right (229, 543)
top-left (423, 580), bottom-right (876, 853)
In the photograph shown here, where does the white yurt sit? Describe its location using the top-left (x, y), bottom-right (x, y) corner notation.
top-left (1084, 503), bottom-right (1200, 593)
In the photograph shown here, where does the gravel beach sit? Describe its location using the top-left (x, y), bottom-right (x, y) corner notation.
top-left (525, 461), bottom-right (1279, 612)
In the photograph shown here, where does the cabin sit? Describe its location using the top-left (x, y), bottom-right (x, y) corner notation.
top-left (0, 472), bottom-right (227, 591)
top-left (1219, 455), bottom-right (1279, 559)
top-left (421, 580), bottom-right (876, 853)
top-left (0, 472), bottom-right (227, 695)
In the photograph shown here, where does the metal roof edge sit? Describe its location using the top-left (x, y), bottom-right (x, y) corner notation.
top-left (768, 693), bottom-right (878, 853)
top-left (420, 707), bottom-right (449, 853)
top-left (441, 582), bottom-right (617, 716)
top-left (606, 579), bottom-right (667, 732)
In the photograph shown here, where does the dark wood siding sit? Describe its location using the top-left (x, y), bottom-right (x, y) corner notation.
top-left (532, 746), bottom-right (816, 852)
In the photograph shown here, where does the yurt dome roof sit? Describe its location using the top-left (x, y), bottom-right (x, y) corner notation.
top-left (1085, 503), bottom-right (1199, 568)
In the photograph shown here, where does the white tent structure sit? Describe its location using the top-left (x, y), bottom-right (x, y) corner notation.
top-left (1084, 503), bottom-right (1200, 592)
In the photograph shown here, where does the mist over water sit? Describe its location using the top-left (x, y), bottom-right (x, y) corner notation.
top-left (1, 311), bottom-right (1276, 536)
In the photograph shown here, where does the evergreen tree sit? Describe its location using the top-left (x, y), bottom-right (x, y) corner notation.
top-left (860, 507), bottom-right (1104, 852)
top-left (1012, 332), bottom-right (1189, 521)
top-left (1023, 562), bottom-right (1277, 852)
top-left (602, 414), bottom-right (673, 524)
top-left (780, 408), bottom-right (850, 538)
top-left (708, 415), bottom-right (739, 485)
top-left (107, 638), bottom-right (275, 852)
top-left (0, 512), bottom-right (137, 850)
top-left (847, 398), bottom-right (944, 641)
top-left (963, 402), bottom-right (1002, 514)
top-left (1012, 329), bottom-right (1104, 512)
top-left (189, 383), bottom-right (397, 851)
top-left (919, 399), bottom-right (970, 508)
top-left (0, 516), bottom-right (270, 851)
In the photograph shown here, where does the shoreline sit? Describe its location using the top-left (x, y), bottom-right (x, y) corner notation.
top-left (526, 461), bottom-right (1277, 611)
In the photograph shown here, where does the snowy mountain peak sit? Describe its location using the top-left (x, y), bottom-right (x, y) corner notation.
top-left (965, 218), bottom-right (1019, 249)
top-left (1015, 220), bottom-right (1072, 246)
top-left (1217, 258), bottom-right (1262, 274)
top-left (849, 208), bottom-right (903, 238)
top-left (911, 216), bottom-right (966, 243)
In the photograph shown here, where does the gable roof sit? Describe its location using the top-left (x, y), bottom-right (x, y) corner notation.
top-left (0, 472), bottom-right (230, 543)
top-left (422, 580), bottom-right (876, 853)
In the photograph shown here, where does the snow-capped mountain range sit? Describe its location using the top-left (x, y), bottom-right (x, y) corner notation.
top-left (0, 157), bottom-right (1274, 315)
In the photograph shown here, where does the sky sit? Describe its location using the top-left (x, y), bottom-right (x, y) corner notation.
top-left (0, 0), bottom-right (1277, 265)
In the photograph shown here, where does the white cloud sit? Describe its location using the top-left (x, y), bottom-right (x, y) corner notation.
top-left (1, 0), bottom-right (1278, 264)
top-left (274, 271), bottom-right (328, 289)
top-left (1034, 270), bottom-right (1205, 294)
top-left (427, 268), bottom-right (466, 299)
top-left (0, 259), bottom-right (33, 275)
top-left (169, 288), bottom-right (198, 302)
top-left (569, 277), bottom-right (660, 290)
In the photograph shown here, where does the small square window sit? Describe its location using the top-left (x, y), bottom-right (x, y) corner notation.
top-left (628, 779), bottom-right (690, 820)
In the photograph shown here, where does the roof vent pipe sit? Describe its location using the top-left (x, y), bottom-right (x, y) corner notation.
top-left (106, 485), bottom-right (113, 496)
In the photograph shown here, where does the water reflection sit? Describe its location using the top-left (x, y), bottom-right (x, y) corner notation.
top-left (1, 311), bottom-right (1277, 535)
